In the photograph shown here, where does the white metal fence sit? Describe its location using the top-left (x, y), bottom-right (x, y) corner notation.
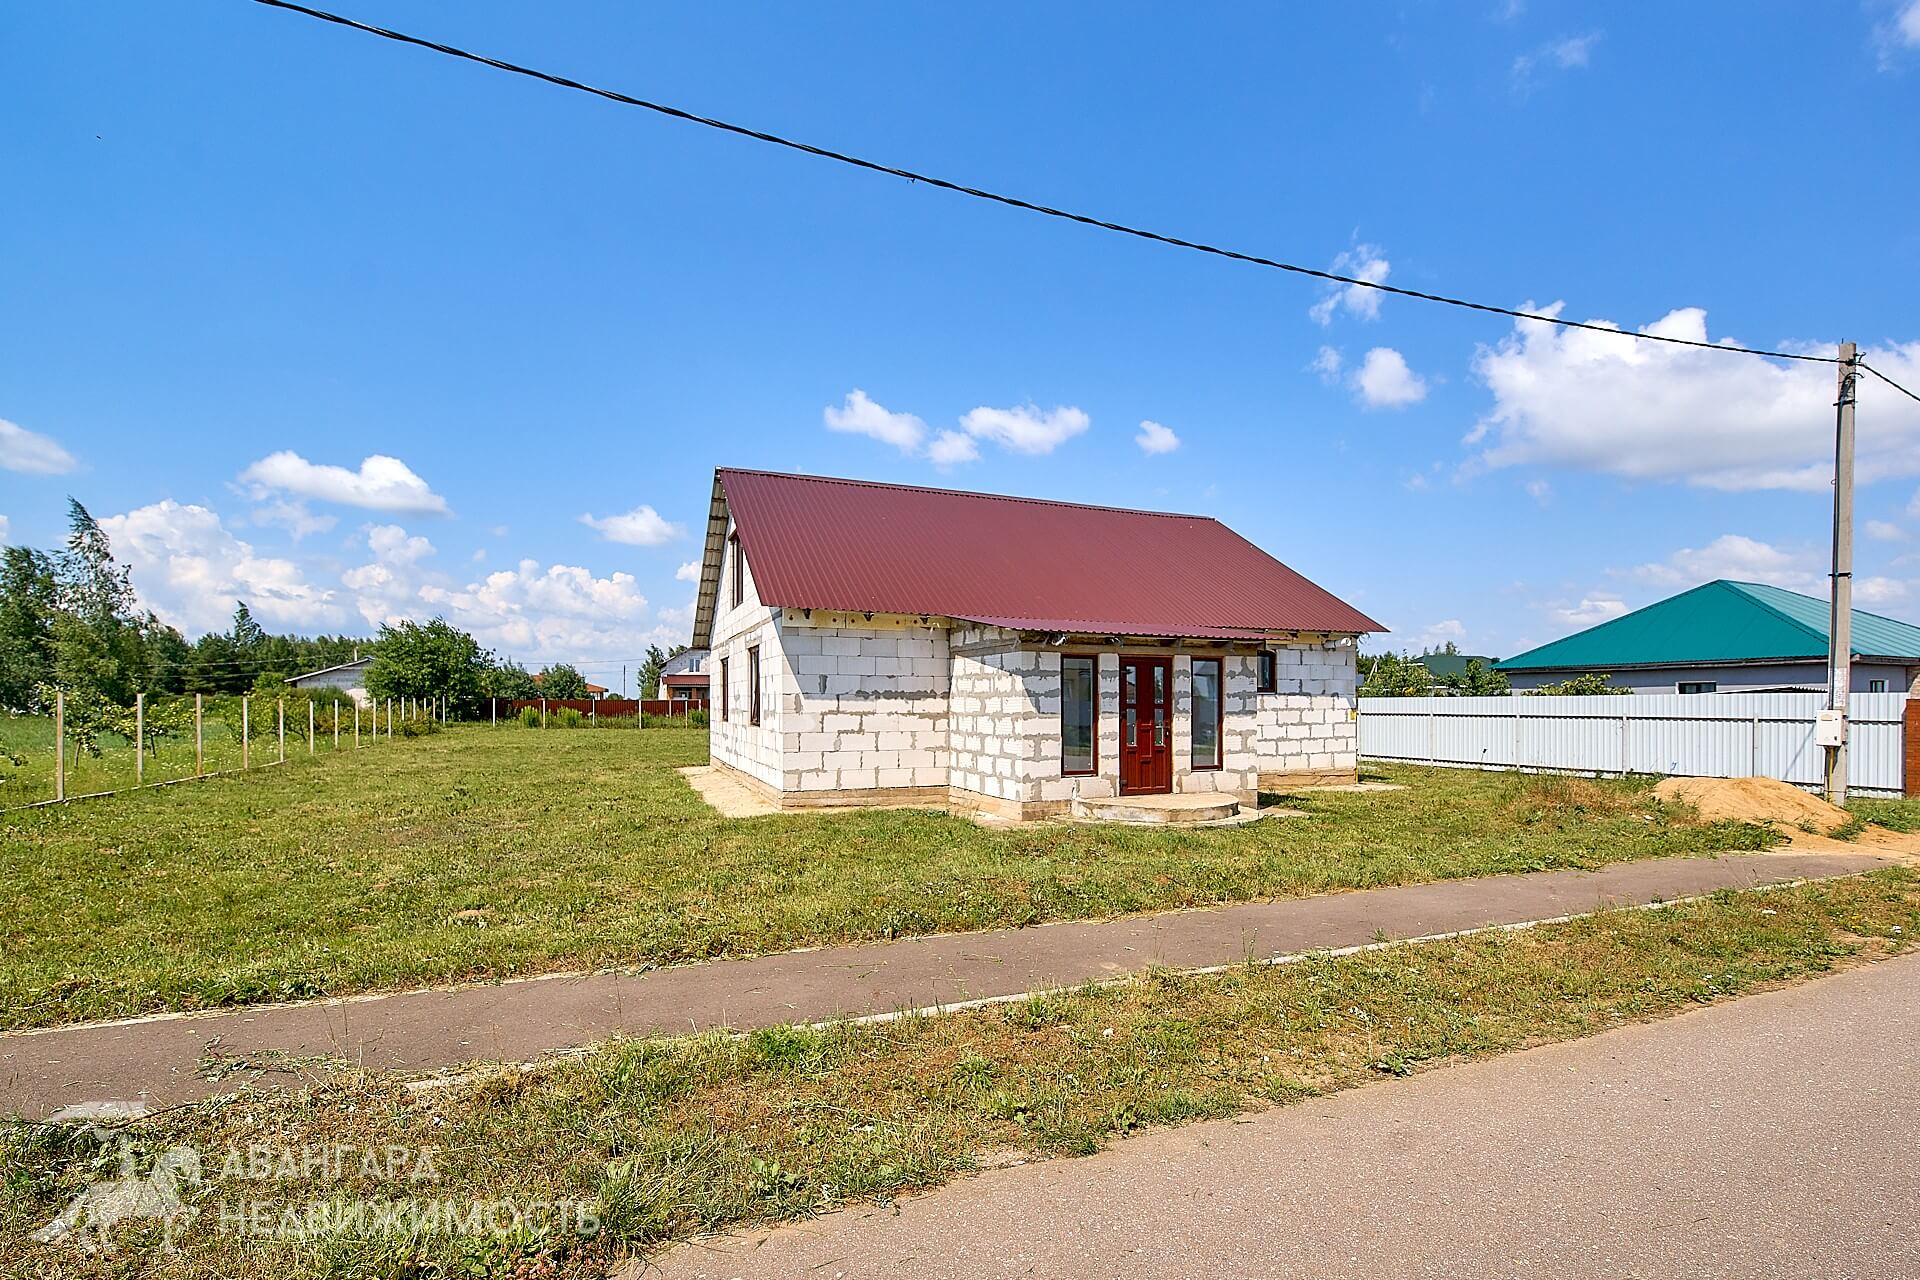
top-left (1357, 692), bottom-right (1909, 797)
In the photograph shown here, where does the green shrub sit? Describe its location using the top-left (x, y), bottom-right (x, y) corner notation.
top-left (556, 707), bottom-right (585, 729)
top-left (517, 706), bottom-right (541, 728)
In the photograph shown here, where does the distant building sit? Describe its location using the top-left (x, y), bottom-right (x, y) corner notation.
top-left (287, 656), bottom-right (372, 707)
top-left (1497, 580), bottom-right (1920, 695)
top-left (658, 648), bottom-right (709, 701)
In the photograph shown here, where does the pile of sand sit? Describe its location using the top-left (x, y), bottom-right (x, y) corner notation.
top-left (1652, 776), bottom-right (1850, 834)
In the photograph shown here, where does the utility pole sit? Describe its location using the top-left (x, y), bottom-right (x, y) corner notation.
top-left (1825, 341), bottom-right (1860, 805)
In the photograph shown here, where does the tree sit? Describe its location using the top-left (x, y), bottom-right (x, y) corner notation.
top-left (59, 498), bottom-right (138, 628)
top-left (0, 546), bottom-right (58, 711)
top-left (1523, 672), bottom-right (1630, 696)
top-left (636, 644), bottom-right (689, 700)
top-left (365, 619), bottom-right (490, 716)
top-left (1358, 651), bottom-right (1434, 697)
top-left (536, 663), bottom-right (590, 700)
top-left (1438, 658), bottom-right (1510, 696)
top-left (480, 661), bottom-right (539, 701)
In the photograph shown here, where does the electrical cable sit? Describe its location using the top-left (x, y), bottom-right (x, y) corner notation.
top-left (245, 0), bottom-right (1843, 367)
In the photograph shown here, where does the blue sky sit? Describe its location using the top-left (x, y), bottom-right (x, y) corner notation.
top-left (4, 2), bottom-right (1919, 677)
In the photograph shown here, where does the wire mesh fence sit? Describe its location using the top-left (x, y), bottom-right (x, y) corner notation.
top-left (0, 692), bottom-right (452, 812)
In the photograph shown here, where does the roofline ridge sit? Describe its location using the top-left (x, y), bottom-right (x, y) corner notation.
top-left (1717, 579), bottom-right (1831, 647)
top-left (715, 466), bottom-right (1217, 523)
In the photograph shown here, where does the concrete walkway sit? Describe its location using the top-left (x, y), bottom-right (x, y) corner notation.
top-left (0, 850), bottom-right (1891, 1120)
top-left (649, 945), bottom-right (1920, 1280)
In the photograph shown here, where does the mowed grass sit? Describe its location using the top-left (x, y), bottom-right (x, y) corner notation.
top-left (0, 728), bottom-right (1775, 1029)
top-left (5, 871), bottom-right (1912, 1280)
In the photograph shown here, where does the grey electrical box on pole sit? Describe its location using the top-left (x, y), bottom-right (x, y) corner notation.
top-left (1825, 341), bottom-right (1859, 805)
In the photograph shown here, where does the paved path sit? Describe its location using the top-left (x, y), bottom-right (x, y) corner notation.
top-left (651, 947), bottom-right (1920, 1280)
top-left (0, 851), bottom-right (1890, 1120)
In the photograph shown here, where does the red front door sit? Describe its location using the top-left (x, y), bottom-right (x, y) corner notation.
top-left (1119, 656), bottom-right (1172, 795)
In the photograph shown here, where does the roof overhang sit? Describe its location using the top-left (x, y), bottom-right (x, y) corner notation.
top-left (689, 472), bottom-right (730, 649)
top-left (1499, 653), bottom-right (1918, 674)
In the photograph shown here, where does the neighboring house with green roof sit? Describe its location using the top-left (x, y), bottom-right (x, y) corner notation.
top-left (1496, 580), bottom-right (1920, 695)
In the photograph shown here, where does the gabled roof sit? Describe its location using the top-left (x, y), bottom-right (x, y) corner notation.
top-left (692, 469), bottom-right (1381, 645)
top-left (1497, 580), bottom-right (1920, 672)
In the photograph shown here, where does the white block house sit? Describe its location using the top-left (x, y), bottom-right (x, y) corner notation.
top-left (691, 469), bottom-right (1381, 820)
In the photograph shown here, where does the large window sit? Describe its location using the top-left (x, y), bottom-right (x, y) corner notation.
top-left (719, 657), bottom-right (730, 721)
top-left (1257, 649), bottom-right (1277, 693)
top-left (1191, 657), bottom-right (1222, 770)
top-left (1061, 655), bottom-right (1097, 775)
top-left (747, 645), bottom-right (762, 725)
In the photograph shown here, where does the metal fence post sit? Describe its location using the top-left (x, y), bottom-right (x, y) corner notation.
top-left (308, 701), bottom-right (315, 754)
top-left (334, 700), bottom-right (341, 749)
top-left (278, 698), bottom-right (286, 763)
top-left (386, 698), bottom-right (392, 740)
top-left (491, 697), bottom-right (497, 727)
top-left (541, 697), bottom-right (547, 728)
top-left (194, 692), bottom-right (204, 776)
top-left (54, 689), bottom-right (66, 802)
top-left (243, 696), bottom-right (251, 770)
top-left (135, 692), bottom-right (145, 787)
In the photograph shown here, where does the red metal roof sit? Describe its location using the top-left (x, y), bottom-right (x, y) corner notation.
top-left (715, 469), bottom-right (1382, 640)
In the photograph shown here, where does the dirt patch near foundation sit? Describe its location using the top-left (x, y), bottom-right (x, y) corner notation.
top-left (1653, 776), bottom-right (1851, 834)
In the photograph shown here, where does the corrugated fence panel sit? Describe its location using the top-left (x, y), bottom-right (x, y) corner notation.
top-left (1357, 692), bottom-right (1908, 796)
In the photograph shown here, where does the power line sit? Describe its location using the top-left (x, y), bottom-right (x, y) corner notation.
top-left (1861, 362), bottom-right (1920, 406)
top-left (247, 0), bottom-right (1840, 368)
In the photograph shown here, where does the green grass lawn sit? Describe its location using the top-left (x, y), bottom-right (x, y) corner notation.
top-left (6, 871), bottom-right (1911, 1279)
top-left (0, 727), bottom-right (1776, 1029)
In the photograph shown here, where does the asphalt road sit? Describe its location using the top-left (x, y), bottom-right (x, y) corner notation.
top-left (650, 949), bottom-right (1920, 1280)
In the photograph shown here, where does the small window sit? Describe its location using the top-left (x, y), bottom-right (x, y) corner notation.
top-left (1677, 681), bottom-right (1717, 695)
top-left (1061, 655), bottom-right (1097, 775)
top-left (719, 657), bottom-right (730, 721)
top-left (1257, 649), bottom-right (1276, 693)
top-left (747, 646), bottom-right (761, 726)
top-left (1191, 657), bottom-right (1222, 770)
top-left (729, 532), bottom-right (744, 609)
top-left (1870, 678), bottom-right (1889, 693)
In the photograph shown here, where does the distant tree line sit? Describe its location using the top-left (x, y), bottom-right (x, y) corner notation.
top-left (1, 498), bottom-right (631, 721)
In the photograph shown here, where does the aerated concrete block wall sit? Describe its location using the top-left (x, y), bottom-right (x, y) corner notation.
top-left (774, 612), bottom-right (950, 796)
top-left (948, 626), bottom-right (1053, 808)
top-left (1253, 640), bottom-right (1360, 784)
top-left (708, 518), bottom-right (783, 791)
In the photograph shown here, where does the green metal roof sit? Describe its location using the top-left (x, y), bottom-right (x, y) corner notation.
top-left (1496, 580), bottom-right (1920, 672)
top-left (1414, 652), bottom-right (1500, 679)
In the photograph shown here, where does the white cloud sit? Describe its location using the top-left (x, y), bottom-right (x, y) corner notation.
top-left (98, 500), bottom-right (339, 635)
top-left (1418, 619), bottom-right (1467, 649)
top-left (675, 560), bottom-right (702, 582)
top-left (1352, 347), bottom-right (1428, 409)
top-left (1135, 420), bottom-right (1180, 454)
top-left (1856, 576), bottom-right (1911, 607)
top-left (1308, 244), bottom-right (1391, 325)
top-left (1468, 307), bottom-right (1920, 491)
top-left (1524, 478), bottom-right (1552, 504)
top-left (1310, 346), bottom-right (1344, 382)
top-left (0, 515), bottom-right (10, 543)
top-left (419, 560), bottom-right (652, 661)
top-left (957, 403), bottom-right (1090, 455)
top-left (1551, 594), bottom-right (1628, 627)
top-left (927, 430), bottom-right (981, 466)
top-left (238, 451), bottom-right (449, 515)
top-left (0, 419), bottom-right (78, 475)
top-left (1514, 31), bottom-right (1601, 85)
top-left (579, 504), bottom-right (684, 546)
top-left (1877, 0), bottom-right (1920, 67)
top-left (250, 497), bottom-right (336, 540)
top-left (823, 389), bottom-right (926, 453)
top-left (1867, 519), bottom-right (1907, 541)
top-left (1627, 534), bottom-right (1823, 594)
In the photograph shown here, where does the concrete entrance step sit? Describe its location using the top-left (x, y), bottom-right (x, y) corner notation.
top-left (1069, 792), bottom-right (1242, 824)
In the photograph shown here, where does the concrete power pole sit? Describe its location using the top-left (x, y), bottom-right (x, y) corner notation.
top-left (1825, 341), bottom-right (1860, 805)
